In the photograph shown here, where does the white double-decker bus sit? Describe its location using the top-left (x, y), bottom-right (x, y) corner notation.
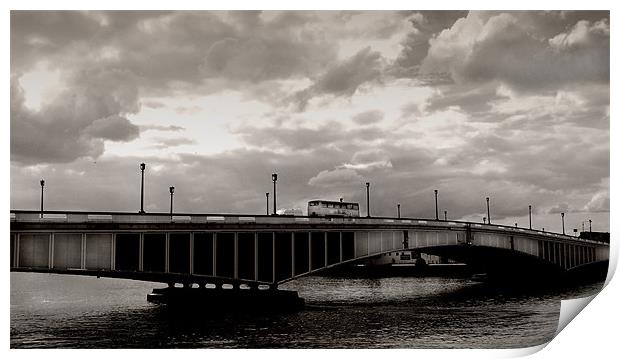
top-left (307, 199), bottom-right (360, 217)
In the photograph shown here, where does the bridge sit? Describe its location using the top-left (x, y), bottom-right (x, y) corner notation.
top-left (10, 210), bottom-right (609, 290)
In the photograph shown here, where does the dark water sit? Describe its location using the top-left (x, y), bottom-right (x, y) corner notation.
top-left (10, 272), bottom-right (603, 348)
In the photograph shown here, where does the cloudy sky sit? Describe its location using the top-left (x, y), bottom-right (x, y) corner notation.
top-left (10, 10), bottom-right (610, 233)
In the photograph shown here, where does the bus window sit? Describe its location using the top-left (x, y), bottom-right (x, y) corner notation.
top-left (347, 204), bottom-right (352, 209)
top-left (353, 204), bottom-right (359, 210)
top-left (328, 204), bottom-right (333, 208)
top-left (322, 203), bottom-right (327, 208)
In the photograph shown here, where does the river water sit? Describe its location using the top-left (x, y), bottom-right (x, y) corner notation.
top-left (10, 272), bottom-right (603, 348)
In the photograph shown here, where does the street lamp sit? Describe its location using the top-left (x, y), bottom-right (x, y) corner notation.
top-left (589, 219), bottom-right (592, 239)
top-left (265, 192), bottom-right (269, 215)
top-left (169, 186), bottom-right (175, 216)
top-left (272, 173), bottom-right (277, 215)
top-left (434, 189), bottom-right (439, 220)
top-left (139, 163), bottom-right (146, 214)
top-left (528, 205), bottom-right (532, 230)
top-left (397, 203), bottom-right (401, 219)
top-left (515, 223), bottom-right (518, 228)
top-left (561, 212), bottom-right (565, 235)
top-left (483, 217), bottom-right (486, 224)
top-left (486, 197), bottom-right (491, 224)
top-left (444, 210), bottom-right (447, 221)
top-left (365, 182), bottom-right (370, 218)
top-left (40, 179), bottom-right (45, 218)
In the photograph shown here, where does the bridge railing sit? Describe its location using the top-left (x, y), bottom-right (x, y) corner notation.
top-left (10, 210), bottom-right (606, 246)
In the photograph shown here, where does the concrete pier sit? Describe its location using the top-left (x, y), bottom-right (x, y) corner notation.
top-left (146, 287), bottom-right (305, 311)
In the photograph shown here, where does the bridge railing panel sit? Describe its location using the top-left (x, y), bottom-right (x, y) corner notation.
top-left (43, 214), bottom-right (68, 221)
top-left (355, 231), bottom-right (369, 257)
top-left (53, 233), bottom-right (82, 269)
top-left (368, 231), bottom-right (381, 254)
top-left (293, 232), bottom-right (310, 276)
top-left (67, 214), bottom-right (89, 222)
top-left (342, 232), bottom-right (355, 261)
top-left (11, 234), bottom-right (16, 268)
top-left (85, 233), bottom-right (113, 270)
top-left (381, 232), bottom-right (392, 252)
top-left (169, 233), bottom-right (191, 274)
top-left (596, 245), bottom-right (609, 261)
top-left (15, 213), bottom-right (47, 222)
top-left (18, 233), bottom-right (50, 268)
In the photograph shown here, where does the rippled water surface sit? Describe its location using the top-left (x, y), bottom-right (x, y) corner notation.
top-left (10, 273), bottom-right (602, 348)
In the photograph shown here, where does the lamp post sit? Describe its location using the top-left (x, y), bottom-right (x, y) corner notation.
top-left (40, 179), bottom-right (45, 218)
top-left (561, 212), bottom-right (565, 235)
top-left (483, 217), bottom-right (486, 224)
top-left (528, 205), bottom-right (532, 230)
top-left (486, 197), bottom-right (491, 224)
top-left (444, 210), bottom-right (447, 221)
top-left (139, 163), bottom-right (146, 214)
top-left (515, 223), bottom-right (518, 228)
top-left (272, 173), bottom-right (277, 215)
top-left (365, 182), bottom-right (370, 218)
top-left (397, 203), bottom-right (401, 219)
top-left (434, 189), bottom-right (439, 220)
top-left (589, 219), bottom-right (592, 239)
top-left (265, 192), bottom-right (269, 215)
top-left (169, 186), bottom-right (175, 217)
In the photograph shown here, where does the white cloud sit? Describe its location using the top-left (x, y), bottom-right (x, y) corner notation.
top-left (308, 168), bottom-right (363, 187)
top-left (583, 191), bottom-right (610, 213)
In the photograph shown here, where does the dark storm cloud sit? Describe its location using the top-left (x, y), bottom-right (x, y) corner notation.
top-left (420, 12), bottom-right (609, 91)
top-left (233, 121), bottom-right (392, 151)
top-left (139, 124), bottom-right (185, 132)
top-left (391, 11), bottom-right (468, 77)
top-left (10, 10), bottom-right (340, 164)
top-left (291, 47), bottom-right (384, 110)
top-left (149, 137), bottom-right (197, 149)
top-left (85, 115), bottom-right (140, 141)
top-left (10, 74), bottom-right (141, 164)
top-left (421, 84), bottom-right (508, 118)
top-left (352, 110), bottom-right (384, 126)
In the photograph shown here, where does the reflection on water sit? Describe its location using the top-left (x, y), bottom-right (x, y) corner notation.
top-left (10, 273), bottom-right (603, 348)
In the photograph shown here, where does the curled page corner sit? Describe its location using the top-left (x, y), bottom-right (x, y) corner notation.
top-left (555, 293), bottom-right (598, 336)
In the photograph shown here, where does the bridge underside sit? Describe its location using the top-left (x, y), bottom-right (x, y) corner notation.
top-left (415, 245), bottom-right (563, 281)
